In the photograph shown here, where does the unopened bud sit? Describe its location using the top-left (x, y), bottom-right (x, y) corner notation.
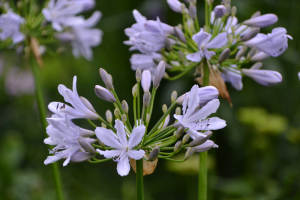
top-left (225, 4), bottom-right (231, 16)
top-left (105, 110), bottom-right (113, 123)
top-left (97, 139), bottom-right (105, 147)
top-left (189, 4), bottom-right (197, 21)
top-left (153, 61), bottom-right (166, 88)
top-left (78, 138), bottom-right (96, 154)
top-left (214, 5), bottom-right (226, 18)
top-left (95, 85), bottom-right (117, 103)
top-left (132, 83), bottom-right (138, 97)
top-left (243, 14), bottom-right (278, 28)
top-left (80, 96), bottom-right (96, 113)
top-left (235, 48), bottom-right (245, 61)
top-left (218, 48), bottom-right (231, 63)
top-left (178, 50), bottom-right (185, 61)
top-left (165, 38), bottom-right (173, 51)
top-left (141, 70), bottom-right (152, 92)
top-left (101, 122), bottom-right (106, 128)
top-left (174, 141), bottom-right (183, 152)
top-left (162, 104), bottom-right (167, 113)
top-left (99, 68), bottom-right (114, 90)
top-left (231, 6), bottom-right (237, 16)
top-left (136, 68), bottom-right (142, 82)
top-left (114, 108), bottom-right (120, 117)
top-left (182, 134), bottom-right (190, 144)
top-left (149, 147), bottom-right (160, 162)
top-left (250, 62), bottom-right (263, 70)
top-left (189, 131), bottom-right (212, 147)
top-left (184, 147), bottom-right (195, 160)
top-left (247, 47), bottom-right (257, 60)
top-left (122, 100), bottom-right (129, 114)
top-left (175, 107), bottom-right (181, 115)
top-left (228, 34), bottom-right (233, 44)
top-left (251, 11), bottom-right (261, 19)
top-left (241, 28), bottom-right (260, 42)
top-left (174, 27), bottom-right (187, 43)
top-left (121, 114), bottom-right (127, 124)
top-left (251, 51), bottom-right (270, 62)
top-left (143, 92), bottom-right (151, 108)
top-left (145, 113), bottom-right (150, 124)
top-left (176, 126), bottom-right (184, 139)
top-left (171, 91), bottom-right (178, 103)
top-left (231, 25), bottom-right (236, 33)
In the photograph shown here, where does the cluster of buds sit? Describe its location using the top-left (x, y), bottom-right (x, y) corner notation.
top-left (0, 0), bottom-right (101, 61)
top-left (125, 0), bottom-right (292, 104)
top-left (44, 61), bottom-right (226, 176)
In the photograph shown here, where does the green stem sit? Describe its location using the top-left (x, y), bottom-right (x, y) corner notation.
top-left (30, 55), bottom-right (64, 200)
top-left (198, 151), bottom-right (207, 200)
top-left (136, 159), bottom-right (144, 200)
top-left (166, 62), bottom-right (198, 81)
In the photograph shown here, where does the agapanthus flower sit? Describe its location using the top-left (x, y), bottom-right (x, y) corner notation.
top-left (96, 120), bottom-right (146, 176)
top-left (130, 53), bottom-right (162, 73)
top-left (241, 68), bottom-right (282, 86)
top-left (221, 65), bottom-right (243, 91)
top-left (44, 116), bottom-right (96, 166)
top-left (0, 10), bottom-right (25, 44)
top-left (186, 28), bottom-right (227, 62)
top-left (48, 76), bottom-right (99, 119)
top-left (67, 0), bottom-right (96, 11)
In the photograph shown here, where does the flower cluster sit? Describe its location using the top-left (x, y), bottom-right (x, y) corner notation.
top-left (125, 0), bottom-right (292, 103)
top-left (44, 61), bottom-right (226, 176)
top-left (0, 0), bottom-right (101, 60)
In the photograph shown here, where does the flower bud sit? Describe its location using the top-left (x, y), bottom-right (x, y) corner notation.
top-left (174, 27), bottom-right (187, 43)
top-left (175, 107), bottom-right (181, 115)
top-left (174, 141), bottom-right (183, 152)
top-left (178, 50), bottom-right (185, 61)
top-left (153, 61), bottom-right (166, 89)
top-left (218, 48), bottom-right (231, 63)
top-left (99, 68), bottom-right (114, 90)
top-left (241, 68), bottom-right (282, 86)
top-left (189, 4), bottom-right (197, 21)
top-left (122, 100), bottom-right (129, 114)
top-left (251, 62), bottom-right (263, 70)
top-left (184, 147), bottom-right (195, 160)
top-left (143, 92), bottom-right (151, 108)
top-left (145, 113), bottom-right (150, 124)
top-left (101, 122), bottom-right (106, 128)
top-left (241, 28), bottom-right (260, 42)
top-left (162, 104), bottom-right (167, 113)
top-left (231, 6), bottom-right (237, 16)
top-left (247, 47), bottom-right (257, 60)
top-left (231, 25), bottom-right (236, 33)
top-left (149, 147), bottom-right (160, 162)
top-left (243, 14), bottom-right (278, 28)
top-left (141, 71), bottom-right (151, 93)
top-left (136, 68), bottom-right (142, 82)
top-left (194, 140), bottom-right (218, 153)
top-left (80, 96), bottom-right (96, 113)
top-left (165, 38), bottom-right (173, 51)
top-left (167, 0), bottom-right (183, 13)
top-left (225, 4), bottom-right (231, 16)
top-left (235, 47), bottom-right (245, 61)
top-left (228, 34), bottom-right (233, 44)
top-left (189, 131), bottom-right (212, 147)
top-left (121, 114), bottom-right (127, 124)
top-left (97, 138), bottom-right (105, 147)
top-left (78, 138), bottom-right (96, 154)
top-left (69, 152), bottom-right (95, 163)
top-left (182, 134), bottom-right (190, 144)
top-left (251, 51), bottom-right (270, 62)
top-left (176, 126), bottom-right (184, 139)
top-left (132, 83), bottom-right (138, 97)
top-left (105, 110), bottom-right (113, 124)
top-left (214, 5), bottom-right (226, 18)
top-left (251, 11), bottom-right (261, 19)
top-left (171, 91), bottom-right (178, 103)
top-left (95, 85), bottom-right (117, 103)
top-left (114, 108), bottom-right (120, 117)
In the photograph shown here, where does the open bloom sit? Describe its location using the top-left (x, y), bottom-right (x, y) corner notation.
top-left (174, 85), bottom-right (226, 139)
top-left (130, 53), bottom-right (162, 73)
top-left (44, 116), bottom-right (95, 166)
top-left (96, 120), bottom-right (146, 176)
top-left (0, 10), bottom-right (25, 44)
top-left (48, 76), bottom-right (99, 119)
top-left (186, 28), bottom-right (227, 62)
top-left (244, 27), bottom-right (292, 57)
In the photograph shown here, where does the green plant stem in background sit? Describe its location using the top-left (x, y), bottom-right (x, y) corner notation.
top-left (30, 56), bottom-right (64, 200)
top-left (136, 159), bottom-right (144, 200)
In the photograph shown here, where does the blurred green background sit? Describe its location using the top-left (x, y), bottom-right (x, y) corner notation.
top-left (0, 0), bottom-right (300, 199)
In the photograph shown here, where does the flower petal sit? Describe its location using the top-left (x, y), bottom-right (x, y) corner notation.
top-left (97, 149), bottom-right (123, 158)
top-left (117, 157), bottom-right (131, 176)
top-left (128, 150), bottom-right (145, 160)
top-left (206, 32), bottom-right (227, 49)
top-left (184, 99), bottom-right (220, 122)
top-left (95, 127), bottom-right (123, 149)
top-left (194, 117), bottom-right (227, 130)
top-left (128, 125), bottom-right (146, 149)
top-left (115, 120), bottom-right (128, 146)
top-left (186, 51), bottom-right (202, 62)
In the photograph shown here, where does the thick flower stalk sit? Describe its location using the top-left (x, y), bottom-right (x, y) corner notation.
top-left (124, 0), bottom-right (292, 103)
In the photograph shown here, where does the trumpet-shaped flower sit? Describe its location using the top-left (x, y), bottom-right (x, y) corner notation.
top-left (44, 116), bottom-right (95, 166)
top-left (48, 76), bottom-right (99, 119)
top-left (96, 120), bottom-right (146, 176)
top-left (244, 27), bottom-right (292, 57)
top-left (241, 68), bottom-right (282, 86)
top-left (186, 29), bottom-right (227, 62)
top-left (174, 85), bottom-right (226, 139)
top-left (0, 10), bottom-right (25, 44)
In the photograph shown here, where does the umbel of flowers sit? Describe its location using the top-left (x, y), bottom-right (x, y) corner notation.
top-left (44, 61), bottom-right (226, 176)
top-left (125, 0), bottom-right (292, 103)
top-left (0, 0), bottom-right (102, 61)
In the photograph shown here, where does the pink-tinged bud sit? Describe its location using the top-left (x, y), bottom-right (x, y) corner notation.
top-left (243, 14), bottom-right (278, 28)
top-left (95, 85), bottom-right (117, 103)
top-left (153, 61), bottom-right (166, 88)
top-left (194, 140), bottom-right (218, 153)
top-left (177, 86), bottom-right (219, 106)
top-left (167, 0), bottom-right (182, 13)
top-left (241, 68), bottom-right (282, 86)
top-left (141, 70), bottom-right (152, 92)
top-left (214, 5), bottom-right (226, 18)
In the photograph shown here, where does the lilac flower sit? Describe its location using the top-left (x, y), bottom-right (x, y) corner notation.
top-left (96, 120), bottom-right (146, 176)
top-left (0, 10), bottom-right (25, 44)
top-left (48, 76), bottom-right (99, 119)
top-left (174, 85), bottom-right (226, 139)
top-left (167, 0), bottom-right (183, 13)
top-left (244, 27), bottom-right (292, 57)
top-left (250, 51), bottom-right (270, 62)
top-left (243, 14), bottom-right (278, 28)
top-left (221, 65), bottom-right (243, 91)
top-left (241, 68), bottom-right (282, 86)
top-left (186, 29), bottom-right (227, 62)
top-left (194, 140), bottom-right (218, 152)
top-left (67, 0), bottom-right (96, 11)
top-left (130, 53), bottom-right (162, 73)
top-left (141, 70), bottom-right (152, 92)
